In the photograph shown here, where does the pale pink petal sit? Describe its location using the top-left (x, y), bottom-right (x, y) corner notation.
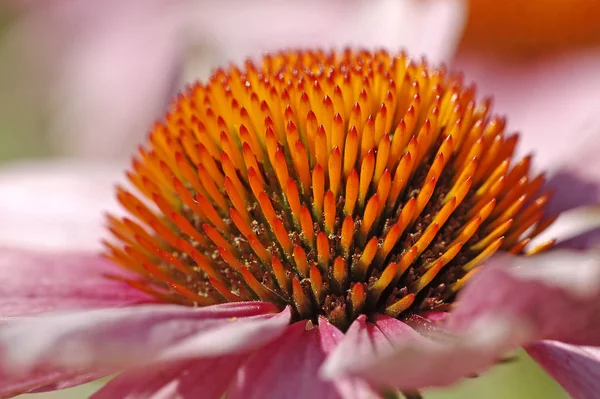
top-left (449, 250), bottom-right (600, 346)
top-left (0, 247), bottom-right (153, 317)
top-left (187, 0), bottom-right (466, 67)
top-left (527, 341), bottom-right (600, 399)
top-left (229, 322), bottom-right (349, 399)
top-left (531, 205), bottom-right (600, 251)
top-left (0, 160), bottom-right (125, 251)
top-left (0, 303), bottom-right (290, 382)
top-left (92, 356), bottom-right (246, 399)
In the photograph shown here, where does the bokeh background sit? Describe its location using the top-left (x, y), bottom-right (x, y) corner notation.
top-left (3, 0), bottom-right (600, 397)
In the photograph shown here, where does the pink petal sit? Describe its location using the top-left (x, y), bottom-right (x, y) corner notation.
top-left (449, 250), bottom-right (600, 346)
top-left (0, 303), bottom-right (290, 387)
top-left (527, 341), bottom-right (600, 399)
top-left (318, 318), bottom-right (382, 399)
top-left (0, 247), bottom-right (154, 317)
top-left (322, 315), bottom-right (483, 390)
top-left (92, 356), bottom-right (246, 399)
top-left (228, 322), bottom-right (351, 399)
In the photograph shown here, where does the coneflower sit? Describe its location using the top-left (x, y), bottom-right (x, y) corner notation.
top-left (1, 49), bottom-right (599, 399)
top-left (106, 49), bottom-right (553, 331)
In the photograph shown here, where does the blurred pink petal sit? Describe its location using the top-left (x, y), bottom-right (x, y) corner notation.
top-left (528, 341), bottom-right (600, 399)
top-left (92, 356), bottom-right (246, 399)
top-left (0, 303), bottom-right (289, 377)
top-left (9, 0), bottom-right (185, 158)
top-left (189, 0), bottom-right (466, 66)
top-left (0, 160), bottom-right (125, 251)
top-left (0, 247), bottom-right (153, 317)
top-left (450, 250), bottom-right (600, 346)
top-left (455, 49), bottom-right (600, 216)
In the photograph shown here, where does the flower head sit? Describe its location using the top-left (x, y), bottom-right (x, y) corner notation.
top-left (106, 49), bottom-right (553, 331)
top-left (1, 49), bottom-right (600, 399)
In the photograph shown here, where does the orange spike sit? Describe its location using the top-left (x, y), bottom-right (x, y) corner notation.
top-left (411, 260), bottom-right (444, 294)
top-left (368, 262), bottom-right (397, 303)
top-left (349, 283), bottom-right (366, 319)
top-left (374, 134), bottom-right (390, 186)
top-left (344, 169), bottom-right (360, 216)
top-left (224, 177), bottom-right (250, 223)
top-left (411, 177), bottom-right (437, 223)
top-left (271, 256), bottom-right (291, 295)
top-left (329, 147), bottom-right (342, 197)
top-left (375, 170), bottom-right (392, 208)
top-left (343, 126), bottom-right (359, 178)
top-left (293, 140), bottom-right (312, 193)
top-left (197, 164), bottom-right (228, 212)
top-left (293, 245), bottom-right (310, 278)
top-left (331, 113), bottom-right (345, 153)
top-left (449, 268), bottom-right (480, 293)
top-left (360, 116), bottom-right (376, 160)
top-left (203, 224), bottom-right (236, 255)
top-left (509, 238), bottom-right (531, 255)
top-left (426, 242), bottom-right (464, 270)
top-left (324, 190), bottom-right (337, 235)
top-left (273, 148), bottom-right (290, 191)
top-left (385, 293), bottom-right (415, 317)
top-left (310, 266), bottom-right (325, 305)
top-left (463, 236), bottom-right (505, 271)
top-left (292, 278), bottom-right (313, 319)
top-left (218, 246), bottom-right (244, 272)
top-left (387, 151), bottom-right (414, 209)
top-left (285, 178), bottom-right (303, 224)
top-left (317, 232), bottom-right (331, 268)
top-left (359, 194), bottom-right (380, 241)
top-left (388, 120), bottom-right (410, 171)
top-left (396, 246), bottom-right (419, 278)
top-left (312, 164), bottom-right (325, 218)
top-left (300, 206), bottom-right (315, 247)
top-left (168, 282), bottom-right (216, 305)
top-left (527, 239), bottom-right (555, 255)
top-left (258, 192), bottom-right (277, 226)
top-left (378, 198), bottom-right (416, 262)
top-left (209, 276), bottom-right (242, 302)
top-left (240, 267), bottom-right (280, 303)
top-left (355, 237), bottom-right (378, 280)
top-left (358, 150), bottom-right (375, 208)
top-left (272, 217), bottom-right (293, 255)
top-left (315, 125), bottom-right (329, 167)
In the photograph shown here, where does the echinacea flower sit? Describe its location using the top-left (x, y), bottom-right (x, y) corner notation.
top-left (1, 49), bottom-right (600, 399)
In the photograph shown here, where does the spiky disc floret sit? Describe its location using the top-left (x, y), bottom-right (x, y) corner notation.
top-left (105, 49), bottom-right (554, 330)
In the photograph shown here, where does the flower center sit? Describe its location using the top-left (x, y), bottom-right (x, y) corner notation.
top-left (105, 49), bottom-right (554, 330)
